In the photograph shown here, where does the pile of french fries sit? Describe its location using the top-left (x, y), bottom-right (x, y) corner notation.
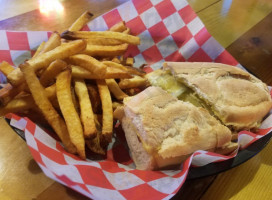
top-left (0, 11), bottom-right (149, 159)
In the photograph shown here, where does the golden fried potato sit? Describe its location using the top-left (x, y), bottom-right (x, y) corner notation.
top-left (39, 59), bottom-right (67, 87)
top-left (33, 41), bottom-right (45, 58)
top-left (109, 21), bottom-right (127, 32)
top-left (37, 32), bottom-right (61, 56)
top-left (56, 70), bottom-right (85, 159)
top-left (0, 61), bottom-right (14, 76)
top-left (82, 43), bottom-right (128, 57)
top-left (62, 31), bottom-right (140, 45)
top-left (96, 79), bottom-right (113, 143)
top-left (74, 78), bottom-right (97, 139)
top-left (68, 11), bottom-right (93, 31)
top-left (71, 65), bottom-right (132, 79)
top-left (112, 101), bottom-right (123, 111)
top-left (0, 83), bottom-right (27, 106)
top-left (7, 68), bottom-right (25, 87)
top-left (68, 54), bottom-right (107, 78)
top-left (119, 75), bottom-right (149, 89)
top-left (87, 84), bottom-right (101, 114)
top-left (0, 95), bottom-right (34, 116)
top-left (20, 63), bottom-right (76, 154)
top-left (27, 39), bottom-right (87, 71)
top-left (105, 79), bottom-right (128, 100)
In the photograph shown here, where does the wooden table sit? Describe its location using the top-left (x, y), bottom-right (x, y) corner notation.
top-left (0, 0), bottom-right (271, 199)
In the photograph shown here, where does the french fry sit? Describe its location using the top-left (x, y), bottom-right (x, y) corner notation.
top-left (0, 95), bottom-right (34, 116)
top-left (102, 61), bottom-right (145, 77)
top-left (83, 43), bottom-right (128, 57)
top-left (68, 11), bottom-right (93, 31)
top-left (94, 114), bottom-right (102, 130)
top-left (111, 57), bottom-right (121, 64)
top-left (40, 59), bottom-right (67, 87)
top-left (119, 75), bottom-right (149, 89)
top-left (27, 39), bottom-right (87, 71)
top-left (44, 84), bottom-right (59, 109)
top-left (71, 85), bottom-right (80, 113)
top-left (45, 83), bottom-right (56, 100)
top-left (71, 65), bottom-right (132, 79)
top-left (122, 28), bottom-right (130, 34)
top-left (0, 61), bottom-right (14, 76)
top-left (109, 21), bottom-right (127, 32)
top-left (0, 19), bottom-right (143, 159)
top-left (71, 65), bottom-right (98, 79)
top-left (87, 85), bottom-right (101, 114)
top-left (125, 65), bottom-right (146, 77)
top-left (68, 54), bottom-right (107, 77)
top-left (125, 57), bottom-right (134, 66)
top-left (56, 70), bottom-right (85, 159)
top-left (33, 41), bottom-right (46, 58)
top-left (96, 79), bottom-right (113, 143)
top-left (62, 31), bottom-right (140, 45)
top-left (86, 133), bottom-right (106, 155)
top-left (6, 40), bottom-right (87, 87)
top-left (102, 61), bottom-right (127, 71)
top-left (74, 79), bottom-right (97, 139)
top-left (86, 38), bottom-right (123, 46)
top-left (38, 32), bottom-right (61, 55)
top-left (0, 83), bottom-right (58, 115)
top-left (105, 79), bottom-right (128, 100)
top-left (20, 63), bottom-right (76, 154)
top-left (0, 83), bottom-right (27, 106)
top-left (7, 68), bottom-right (25, 86)
top-left (109, 21), bottom-right (130, 34)
top-left (105, 66), bottom-right (133, 79)
top-left (0, 80), bottom-right (55, 107)
top-left (112, 101), bottom-right (123, 111)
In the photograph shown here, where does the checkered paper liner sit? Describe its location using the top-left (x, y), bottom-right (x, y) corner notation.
top-left (1, 0), bottom-right (272, 199)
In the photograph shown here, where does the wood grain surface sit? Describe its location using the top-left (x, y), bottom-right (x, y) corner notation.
top-left (201, 141), bottom-right (272, 200)
top-left (0, 119), bottom-right (54, 200)
top-left (0, 0), bottom-right (271, 200)
top-left (196, 0), bottom-right (272, 48)
top-left (226, 11), bottom-right (272, 85)
top-left (0, 0), bottom-right (128, 32)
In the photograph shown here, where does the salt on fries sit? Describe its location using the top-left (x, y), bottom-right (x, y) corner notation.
top-left (0, 11), bottom-right (149, 159)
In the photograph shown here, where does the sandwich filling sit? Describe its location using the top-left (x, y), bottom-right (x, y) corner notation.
top-left (146, 69), bottom-right (215, 118)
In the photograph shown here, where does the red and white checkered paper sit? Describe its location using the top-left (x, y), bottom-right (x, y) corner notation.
top-left (1, 0), bottom-right (272, 199)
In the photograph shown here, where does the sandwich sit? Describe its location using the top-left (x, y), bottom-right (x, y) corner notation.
top-left (114, 86), bottom-right (235, 170)
top-left (147, 62), bottom-right (272, 131)
top-left (114, 62), bottom-right (272, 170)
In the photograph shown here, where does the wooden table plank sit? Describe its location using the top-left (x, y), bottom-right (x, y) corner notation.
top-left (187, 0), bottom-right (221, 13)
top-left (172, 175), bottom-right (217, 200)
top-left (0, 118), bottom-right (54, 200)
top-left (200, 9), bottom-right (272, 199)
top-left (36, 182), bottom-right (90, 200)
top-left (0, 0), bottom-right (38, 21)
top-left (0, 1), bottom-right (271, 200)
top-left (196, 0), bottom-right (272, 48)
top-left (226, 11), bottom-right (272, 85)
top-left (0, 0), bottom-right (128, 32)
top-left (201, 141), bottom-right (272, 200)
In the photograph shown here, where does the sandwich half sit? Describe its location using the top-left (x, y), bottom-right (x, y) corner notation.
top-left (114, 86), bottom-right (233, 170)
top-left (147, 62), bottom-right (272, 131)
